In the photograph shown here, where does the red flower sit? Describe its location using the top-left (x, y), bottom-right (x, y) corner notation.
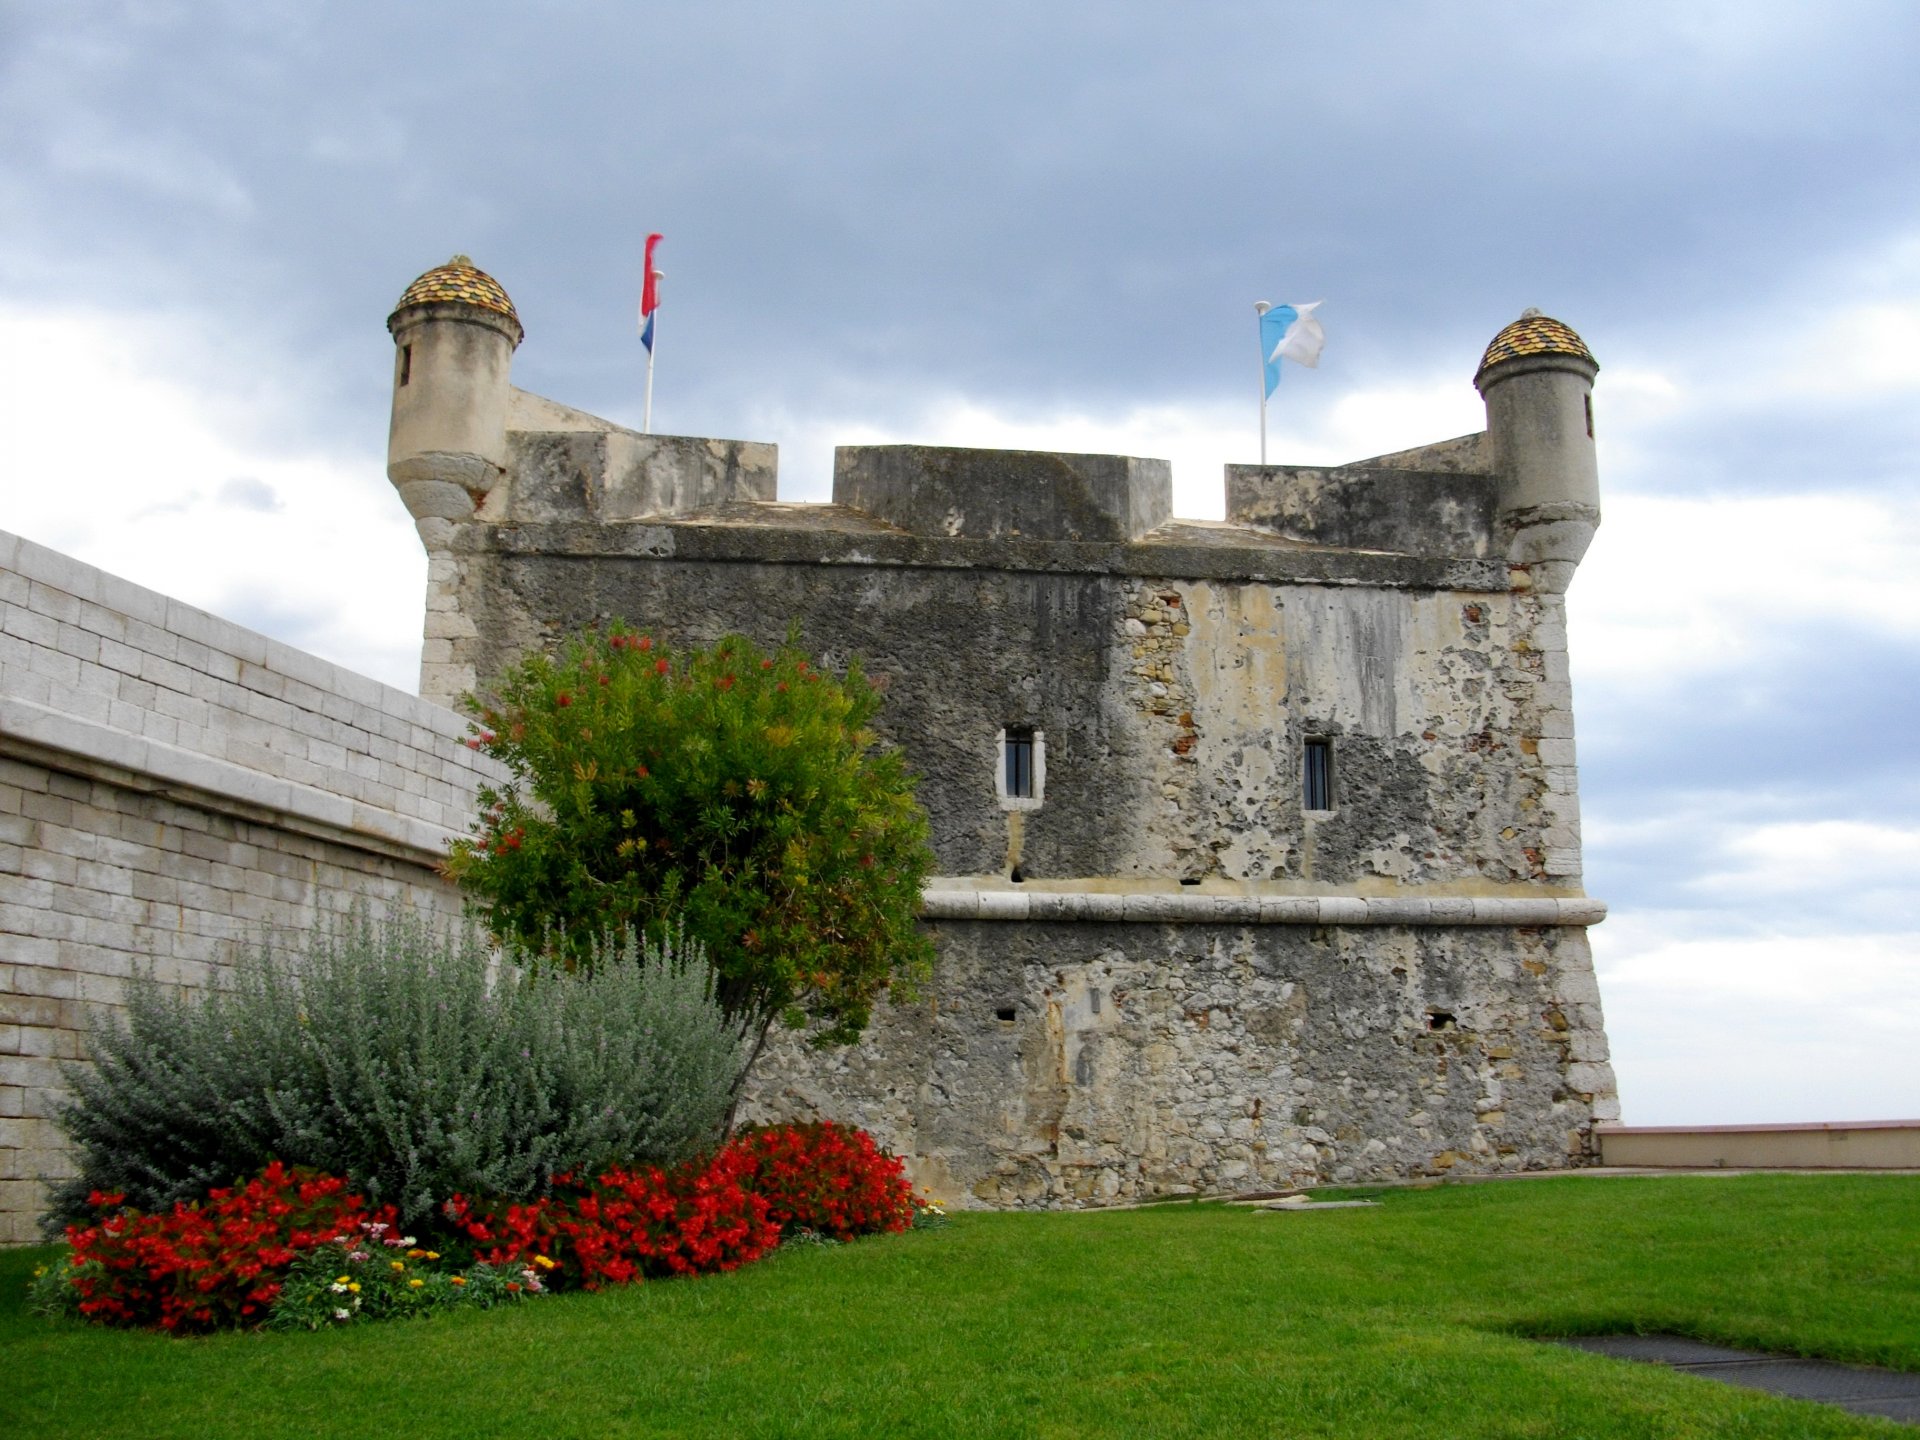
top-left (654, 659), bottom-right (669, 676)
top-left (59, 1164), bottom-right (381, 1334)
top-left (556, 693), bottom-right (573, 707)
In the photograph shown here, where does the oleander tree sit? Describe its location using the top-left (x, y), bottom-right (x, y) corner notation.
top-left (444, 624), bottom-right (935, 1069)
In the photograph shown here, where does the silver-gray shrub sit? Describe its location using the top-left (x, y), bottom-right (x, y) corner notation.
top-left (46, 912), bottom-right (745, 1232)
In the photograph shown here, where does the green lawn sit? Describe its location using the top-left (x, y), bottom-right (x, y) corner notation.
top-left (4, 1174), bottom-right (1917, 1439)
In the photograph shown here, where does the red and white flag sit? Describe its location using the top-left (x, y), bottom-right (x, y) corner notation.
top-left (640, 233), bottom-right (663, 350)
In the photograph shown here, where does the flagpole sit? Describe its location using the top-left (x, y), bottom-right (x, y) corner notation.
top-left (1254, 301), bottom-right (1272, 466)
top-left (643, 314), bottom-right (656, 435)
top-left (640, 234), bottom-right (663, 436)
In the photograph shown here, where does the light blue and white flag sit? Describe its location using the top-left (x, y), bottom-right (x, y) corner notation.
top-left (1260, 301), bottom-right (1325, 398)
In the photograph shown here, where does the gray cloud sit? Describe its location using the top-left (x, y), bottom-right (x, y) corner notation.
top-left (5, 3), bottom-right (1917, 439)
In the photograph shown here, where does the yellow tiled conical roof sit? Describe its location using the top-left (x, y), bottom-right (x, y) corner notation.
top-left (1476, 309), bottom-right (1594, 379)
top-left (389, 255), bottom-right (522, 340)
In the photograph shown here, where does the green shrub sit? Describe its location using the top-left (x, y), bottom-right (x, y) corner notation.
top-left (47, 913), bottom-right (743, 1233)
top-left (444, 626), bottom-right (935, 1051)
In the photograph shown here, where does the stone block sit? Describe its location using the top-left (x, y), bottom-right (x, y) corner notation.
top-left (1568, 1031), bottom-right (1610, 1062)
top-left (1536, 737), bottom-right (1578, 767)
top-left (26, 579), bottom-right (83, 627)
top-left (976, 891), bottom-right (1030, 921)
top-left (2, 606), bottom-right (58, 649)
top-left (1317, 897), bottom-right (1369, 924)
top-left (1554, 970), bottom-right (1603, 1006)
top-left (1364, 898), bottom-right (1429, 925)
top-left (1258, 896), bottom-right (1320, 924)
top-left (1225, 462), bottom-right (1496, 558)
top-left (54, 621), bottom-right (101, 665)
top-left (835, 444), bottom-right (1171, 542)
top-left (1565, 1061), bottom-right (1615, 1095)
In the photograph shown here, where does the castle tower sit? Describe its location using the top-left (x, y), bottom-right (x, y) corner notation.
top-left (386, 256), bottom-right (524, 548)
top-left (1474, 310), bottom-right (1600, 593)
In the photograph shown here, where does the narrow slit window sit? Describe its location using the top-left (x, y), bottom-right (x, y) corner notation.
top-left (398, 344), bottom-right (413, 386)
top-left (1303, 738), bottom-right (1334, 812)
top-left (1005, 727), bottom-right (1035, 799)
top-left (996, 726), bottom-right (1044, 809)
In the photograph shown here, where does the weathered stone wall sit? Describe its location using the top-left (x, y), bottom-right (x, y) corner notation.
top-left (0, 531), bottom-right (504, 1242)
top-left (424, 457), bottom-right (1617, 1203)
top-left (442, 540), bottom-right (1582, 891)
top-left (743, 915), bottom-right (1610, 1205)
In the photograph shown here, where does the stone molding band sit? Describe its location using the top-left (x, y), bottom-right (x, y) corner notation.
top-left (922, 885), bottom-right (1606, 927)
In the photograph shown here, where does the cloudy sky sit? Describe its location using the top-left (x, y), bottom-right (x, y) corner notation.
top-left (3, 2), bottom-right (1916, 1126)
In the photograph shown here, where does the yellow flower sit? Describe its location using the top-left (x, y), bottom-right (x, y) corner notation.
top-left (449, 1276), bottom-right (467, 1287)
top-left (408, 1278), bottom-right (424, 1288)
top-left (424, 1251), bottom-right (440, 1261)
top-left (533, 1254), bottom-right (556, 1270)
top-left (390, 1260), bottom-right (406, 1272)
top-left (336, 1275), bottom-right (351, 1285)
top-left (347, 1283), bottom-right (361, 1294)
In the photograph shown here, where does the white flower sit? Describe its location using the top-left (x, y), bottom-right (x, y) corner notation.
top-left (330, 1282), bottom-right (348, 1294)
top-left (333, 1308), bottom-right (351, 1322)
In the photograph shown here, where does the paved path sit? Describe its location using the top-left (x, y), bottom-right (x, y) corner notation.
top-left (1556, 1334), bottom-right (1920, 1426)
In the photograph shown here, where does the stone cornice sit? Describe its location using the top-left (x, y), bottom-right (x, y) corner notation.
top-left (465, 520), bottom-right (1511, 592)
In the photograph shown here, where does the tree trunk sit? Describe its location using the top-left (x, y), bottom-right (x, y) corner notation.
top-left (721, 1011), bottom-right (778, 1138)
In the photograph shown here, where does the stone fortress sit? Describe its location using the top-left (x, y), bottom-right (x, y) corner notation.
top-left (0, 257), bottom-right (1617, 1239)
top-left (386, 258), bottom-right (1619, 1207)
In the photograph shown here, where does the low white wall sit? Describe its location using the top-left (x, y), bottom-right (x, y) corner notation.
top-left (1597, 1122), bottom-right (1920, 1171)
top-left (0, 530), bottom-right (504, 1243)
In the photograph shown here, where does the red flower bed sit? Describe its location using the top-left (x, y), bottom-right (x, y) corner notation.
top-left (728, 1121), bottom-right (917, 1241)
top-left (62, 1162), bottom-right (387, 1332)
top-left (443, 1144), bottom-right (780, 1289)
top-left (49, 1126), bottom-right (921, 1330)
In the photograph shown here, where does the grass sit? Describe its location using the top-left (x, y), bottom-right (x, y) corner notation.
top-left (4, 1173), bottom-right (1918, 1439)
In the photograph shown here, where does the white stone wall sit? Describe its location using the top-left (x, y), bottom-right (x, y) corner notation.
top-left (0, 531), bottom-right (504, 1243)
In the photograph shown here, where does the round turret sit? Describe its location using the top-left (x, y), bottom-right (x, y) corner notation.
top-left (386, 256), bottom-right (523, 543)
top-left (1474, 309), bottom-right (1600, 592)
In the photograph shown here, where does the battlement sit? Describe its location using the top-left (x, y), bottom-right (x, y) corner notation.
top-left (386, 262), bottom-right (1601, 628)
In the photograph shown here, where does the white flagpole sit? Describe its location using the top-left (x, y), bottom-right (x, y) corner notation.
top-left (643, 293), bottom-right (658, 435)
top-left (1254, 301), bottom-right (1272, 466)
top-left (643, 322), bottom-right (656, 435)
